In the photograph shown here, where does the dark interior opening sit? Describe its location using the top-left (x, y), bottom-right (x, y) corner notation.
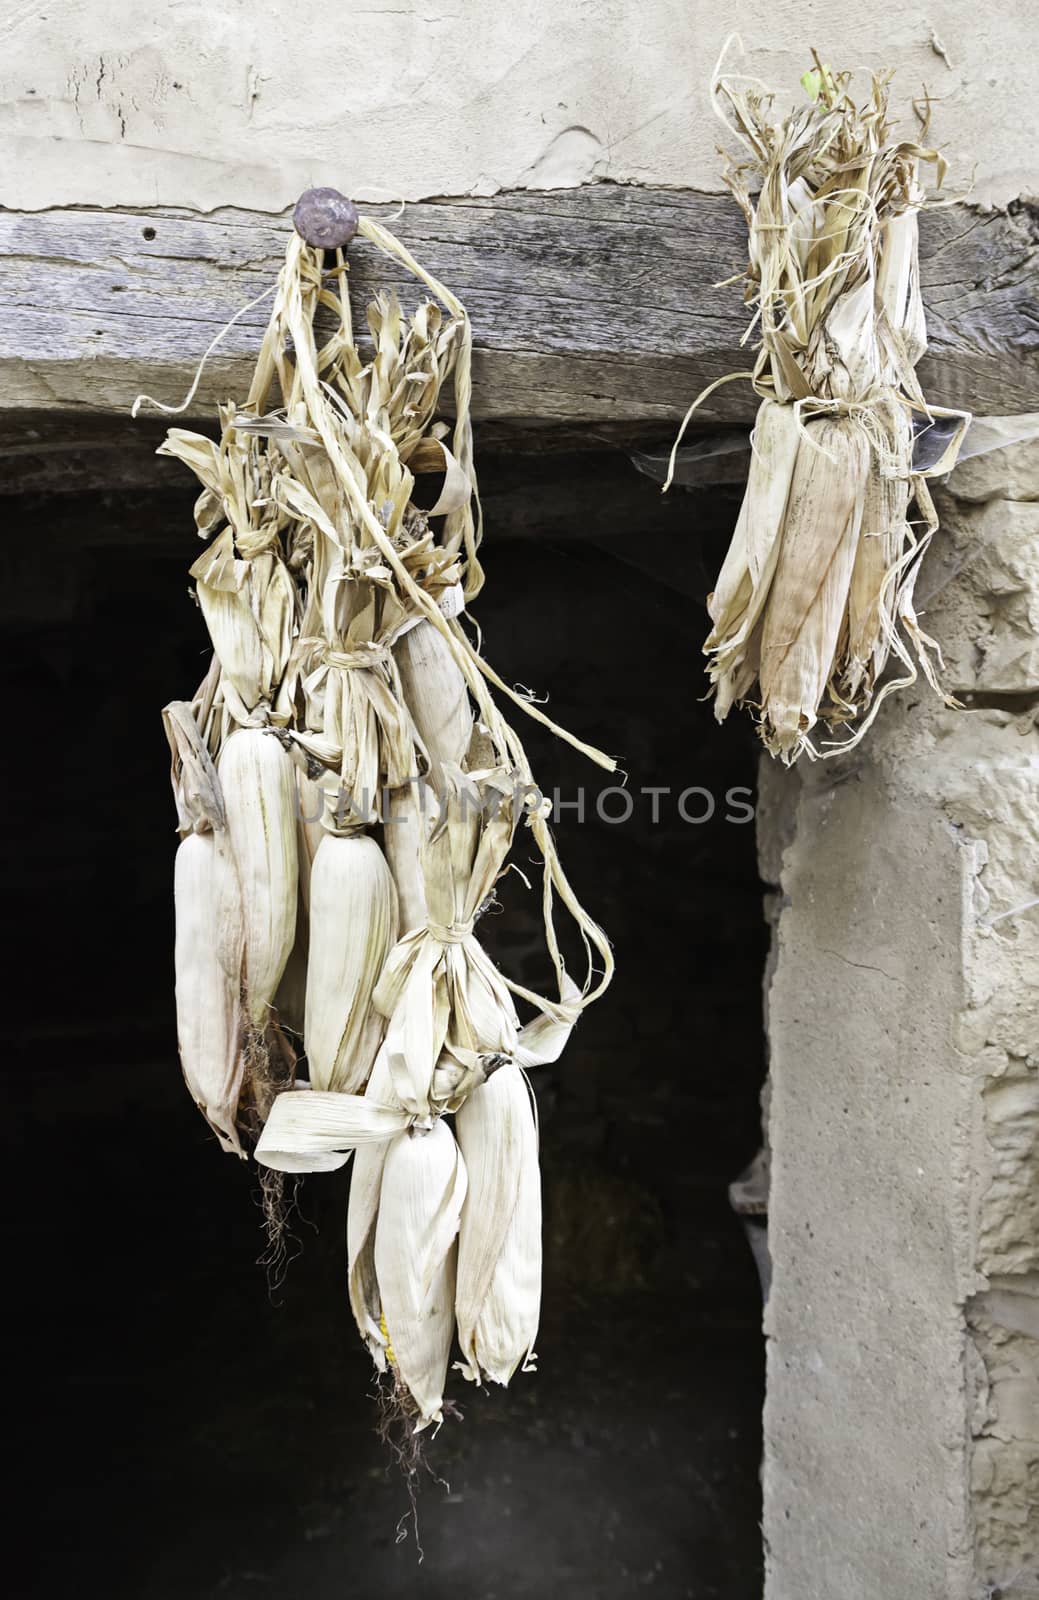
top-left (10, 446), bottom-right (767, 1600)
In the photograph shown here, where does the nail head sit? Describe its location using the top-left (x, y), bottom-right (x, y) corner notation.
top-left (293, 187), bottom-right (359, 251)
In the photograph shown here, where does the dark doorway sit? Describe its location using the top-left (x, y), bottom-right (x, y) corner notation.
top-left (9, 445), bottom-right (766, 1599)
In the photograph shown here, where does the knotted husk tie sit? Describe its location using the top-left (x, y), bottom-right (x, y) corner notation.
top-left (292, 639), bottom-right (418, 828)
top-left (372, 766), bottom-right (524, 1119)
top-left (425, 920), bottom-right (474, 945)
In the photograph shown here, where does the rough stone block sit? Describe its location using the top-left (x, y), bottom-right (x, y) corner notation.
top-left (946, 430), bottom-right (1039, 506)
top-left (969, 1295), bottom-right (1039, 1594)
top-left (924, 496), bottom-right (1039, 694)
top-left (978, 1071), bottom-right (1039, 1279)
top-left (761, 648), bottom-right (1039, 1599)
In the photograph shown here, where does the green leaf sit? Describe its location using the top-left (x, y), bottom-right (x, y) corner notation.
top-left (801, 62), bottom-right (837, 104)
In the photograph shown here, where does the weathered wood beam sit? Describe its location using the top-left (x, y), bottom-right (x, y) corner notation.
top-left (1, 190), bottom-right (1035, 430)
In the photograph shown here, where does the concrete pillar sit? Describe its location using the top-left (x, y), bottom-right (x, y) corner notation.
top-left (760, 438), bottom-right (1039, 1599)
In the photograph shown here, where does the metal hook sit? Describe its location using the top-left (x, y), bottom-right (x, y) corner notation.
top-left (292, 187), bottom-right (360, 251)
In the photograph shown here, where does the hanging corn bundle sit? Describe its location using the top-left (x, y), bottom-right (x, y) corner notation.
top-left (671, 50), bottom-right (971, 761)
top-left (148, 193), bottom-right (614, 1430)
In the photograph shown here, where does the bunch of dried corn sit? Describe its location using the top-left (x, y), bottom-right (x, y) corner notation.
top-left (674, 52), bottom-right (971, 761)
top-left (153, 209), bottom-right (614, 1428)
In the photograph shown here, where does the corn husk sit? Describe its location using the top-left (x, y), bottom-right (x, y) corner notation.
top-left (839, 397), bottom-right (914, 704)
top-left (256, 1044), bottom-right (410, 1173)
top-left (273, 887), bottom-right (309, 1036)
top-left (346, 1048), bottom-right (402, 1354)
top-left (304, 832), bottom-right (398, 1093)
top-left (876, 208), bottom-right (927, 368)
top-left (160, 417), bottom-right (297, 729)
top-left (289, 584), bottom-right (420, 827)
top-left (455, 1064), bottom-right (541, 1385)
top-left (162, 700), bottom-right (226, 836)
top-left (174, 831), bottom-right (245, 1156)
top-left (380, 619), bottom-right (471, 952)
top-left (218, 729), bottom-right (298, 1025)
top-left (255, 987), bottom-right (578, 1175)
top-left (374, 1118), bottom-right (467, 1426)
top-left (295, 765), bottom-right (343, 908)
top-left (394, 619), bottom-right (473, 790)
top-left (383, 779), bottom-right (436, 934)
top-left (373, 766), bottom-right (522, 1120)
top-left (758, 417), bottom-right (869, 752)
top-left (705, 399), bottom-right (803, 719)
top-left (679, 55), bottom-right (972, 760)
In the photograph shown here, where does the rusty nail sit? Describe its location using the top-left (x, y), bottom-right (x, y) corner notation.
top-left (292, 187), bottom-right (360, 251)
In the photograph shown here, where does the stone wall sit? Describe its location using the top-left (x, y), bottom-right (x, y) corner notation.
top-left (760, 437), bottom-right (1039, 1598)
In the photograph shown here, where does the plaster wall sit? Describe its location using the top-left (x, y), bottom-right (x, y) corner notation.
top-left (1, 0), bottom-right (1035, 212)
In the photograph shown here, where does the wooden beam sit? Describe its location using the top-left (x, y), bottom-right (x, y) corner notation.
top-left (1, 190), bottom-right (1035, 429)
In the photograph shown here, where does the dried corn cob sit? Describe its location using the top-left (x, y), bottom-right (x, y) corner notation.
top-left (839, 398), bottom-right (914, 706)
top-left (160, 418), bottom-right (297, 729)
top-left (455, 1063), bottom-right (541, 1385)
top-left (304, 832), bottom-right (398, 1093)
top-left (346, 1049), bottom-right (402, 1356)
top-left (374, 1118), bottom-right (467, 1427)
top-left (381, 621), bottom-right (472, 944)
top-left (758, 417), bottom-right (869, 754)
top-left (174, 831), bottom-right (245, 1157)
top-left (383, 779), bottom-right (435, 935)
top-left (218, 729), bottom-right (298, 1026)
top-left (705, 399), bottom-right (803, 720)
top-left (394, 619), bottom-right (473, 790)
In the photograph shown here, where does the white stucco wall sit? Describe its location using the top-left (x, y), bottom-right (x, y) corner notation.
top-left (1, 0), bottom-right (1034, 212)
